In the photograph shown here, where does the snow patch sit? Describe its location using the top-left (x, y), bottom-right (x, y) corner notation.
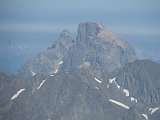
top-left (109, 77), bottom-right (120, 89)
top-left (95, 87), bottom-right (98, 89)
top-left (50, 74), bottom-right (54, 76)
top-left (38, 80), bottom-right (46, 89)
top-left (107, 84), bottom-right (109, 88)
top-left (130, 97), bottom-right (137, 103)
top-left (31, 71), bottom-right (36, 76)
top-left (109, 77), bottom-right (116, 84)
top-left (109, 99), bottom-right (129, 109)
top-left (11, 89), bottom-right (25, 100)
top-left (135, 99), bottom-right (137, 103)
top-left (149, 107), bottom-right (159, 114)
top-left (123, 89), bottom-right (129, 96)
top-left (95, 78), bottom-right (102, 83)
top-left (55, 69), bottom-right (58, 73)
top-left (142, 114), bottom-right (148, 120)
top-left (130, 97), bottom-right (135, 101)
top-left (59, 61), bottom-right (63, 65)
top-left (116, 84), bottom-right (120, 89)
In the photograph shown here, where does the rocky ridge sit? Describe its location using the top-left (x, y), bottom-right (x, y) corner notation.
top-left (18, 22), bottom-right (136, 77)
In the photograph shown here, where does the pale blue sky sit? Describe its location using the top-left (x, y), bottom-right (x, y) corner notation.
top-left (0, 0), bottom-right (160, 73)
top-left (0, 0), bottom-right (160, 35)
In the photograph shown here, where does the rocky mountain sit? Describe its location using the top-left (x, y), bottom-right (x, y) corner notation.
top-left (1, 22), bottom-right (160, 120)
top-left (18, 29), bottom-right (73, 77)
top-left (60, 22), bottom-right (136, 73)
top-left (18, 22), bottom-right (136, 77)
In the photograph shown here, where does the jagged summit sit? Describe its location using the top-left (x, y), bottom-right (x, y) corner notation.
top-left (61, 22), bottom-right (137, 73)
top-left (52, 29), bottom-right (72, 48)
top-left (18, 29), bottom-right (73, 77)
top-left (77, 22), bottom-right (128, 48)
top-left (77, 22), bottom-right (103, 38)
top-left (18, 22), bottom-right (137, 77)
top-left (60, 29), bottom-right (71, 38)
top-left (57, 29), bottom-right (73, 54)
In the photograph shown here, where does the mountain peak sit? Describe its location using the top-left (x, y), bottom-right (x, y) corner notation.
top-left (18, 22), bottom-right (136, 76)
top-left (77, 22), bottom-right (103, 38)
top-left (51, 29), bottom-right (72, 49)
top-left (77, 22), bottom-right (128, 48)
top-left (58, 29), bottom-right (73, 53)
top-left (60, 22), bottom-right (137, 73)
top-left (60, 29), bottom-right (71, 38)
top-left (79, 22), bottom-right (104, 29)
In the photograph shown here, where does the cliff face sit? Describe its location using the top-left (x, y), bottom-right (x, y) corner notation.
top-left (18, 22), bottom-right (136, 77)
top-left (61, 22), bottom-right (136, 73)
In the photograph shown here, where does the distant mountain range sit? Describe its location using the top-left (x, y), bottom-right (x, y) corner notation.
top-left (0, 22), bottom-right (160, 120)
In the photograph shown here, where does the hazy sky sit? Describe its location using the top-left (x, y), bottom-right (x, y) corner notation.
top-left (0, 0), bottom-right (160, 34)
top-left (0, 0), bottom-right (160, 73)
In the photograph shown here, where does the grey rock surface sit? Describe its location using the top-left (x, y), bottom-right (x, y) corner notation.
top-left (18, 22), bottom-right (136, 77)
top-left (1, 68), bottom-right (143, 120)
top-left (18, 29), bottom-right (73, 77)
top-left (60, 22), bottom-right (136, 73)
top-left (1, 60), bottom-right (160, 120)
top-left (0, 72), bottom-right (30, 120)
top-left (115, 60), bottom-right (160, 106)
top-left (110, 60), bottom-right (160, 119)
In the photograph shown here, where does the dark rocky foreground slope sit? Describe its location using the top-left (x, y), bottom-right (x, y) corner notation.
top-left (1, 60), bottom-right (160, 120)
